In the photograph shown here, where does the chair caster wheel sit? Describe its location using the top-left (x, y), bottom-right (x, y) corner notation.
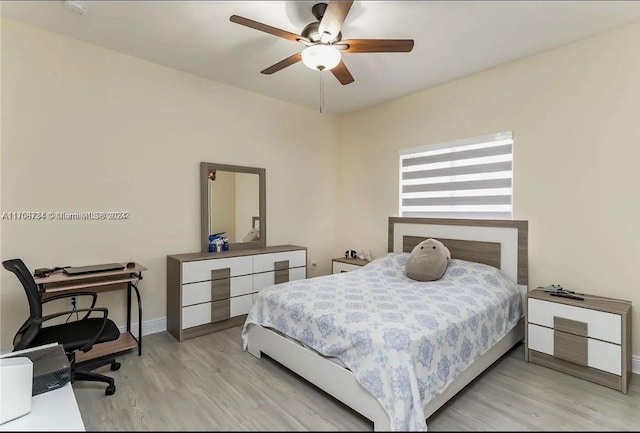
top-left (105, 385), bottom-right (116, 396)
top-left (110, 362), bottom-right (121, 371)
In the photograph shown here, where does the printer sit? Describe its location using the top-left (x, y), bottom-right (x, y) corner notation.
top-left (1, 343), bottom-right (71, 395)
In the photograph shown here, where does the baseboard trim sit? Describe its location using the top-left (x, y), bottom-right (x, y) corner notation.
top-left (633, 355), bottom-right (640, 375)
top-left (118, 317), bottom-right (166, 337)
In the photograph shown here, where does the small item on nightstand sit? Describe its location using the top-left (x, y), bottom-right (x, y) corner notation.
top-left (549, 292), bottom-right (584, 301)
top-left (540, 284), bottom-right (577, 294)
top-left (539, 284), bottom-right (579, 295)
top-left (344, 249), bottom-right (357, 259)
top-left (540, 284), bottom-right (564, 293)
top-left (222, 237), bottom-right (229, 251)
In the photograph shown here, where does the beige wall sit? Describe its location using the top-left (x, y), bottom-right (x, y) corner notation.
top-left (209, 170), bottom-right (236, 241)
top-left (0, 19), bottom-right (339, 350)
top-left (336, 22), bottom-right (640, 356)
top-left (2, 17), bottom-right (640, 359)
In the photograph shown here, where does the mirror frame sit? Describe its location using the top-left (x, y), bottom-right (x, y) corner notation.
top-left (200, 162), bottom-right (266, 252)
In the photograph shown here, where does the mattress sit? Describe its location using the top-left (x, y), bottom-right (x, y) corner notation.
top-left (242, 253), bottom-right (522, 431)
top-left (269, 326), bottom-right (348, 368)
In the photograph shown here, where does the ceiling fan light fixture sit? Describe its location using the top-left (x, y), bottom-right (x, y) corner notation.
top-left (63, 0), bottom-right (88, 15)
top-left (301, 44), bottom-right (341, 71)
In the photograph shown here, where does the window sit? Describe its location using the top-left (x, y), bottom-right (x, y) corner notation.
top-left (399, 132), bottom-right (513, 219)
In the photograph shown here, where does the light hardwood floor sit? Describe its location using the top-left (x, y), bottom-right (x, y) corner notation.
top-left (73, 326), bottom-right (640, 431)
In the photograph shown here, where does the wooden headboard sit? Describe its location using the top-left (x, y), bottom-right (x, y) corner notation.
top-left (388, 217), bottom-right (528, 286)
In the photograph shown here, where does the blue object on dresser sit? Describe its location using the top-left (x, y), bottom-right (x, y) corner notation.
top-left (208, 232), bottom-right (226, 252)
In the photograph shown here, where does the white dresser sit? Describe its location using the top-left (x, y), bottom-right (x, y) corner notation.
top-left (167, 245), bottom-right (306, 341)
top-left (526, 288), bottom-right (632, 393)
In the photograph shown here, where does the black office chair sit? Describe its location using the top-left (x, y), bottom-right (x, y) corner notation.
top-left (2, 258), bottom-right (121, 396)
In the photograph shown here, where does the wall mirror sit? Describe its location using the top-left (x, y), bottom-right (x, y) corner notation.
top-left (200, 162), bottom-right (266, 252)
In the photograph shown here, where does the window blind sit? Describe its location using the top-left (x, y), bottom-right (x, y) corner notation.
top-left (399, 132), bottom-right (513, 219)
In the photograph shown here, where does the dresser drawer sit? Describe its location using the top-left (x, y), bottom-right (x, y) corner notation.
top-left (182, 275), bottom-right (253, 306)
top-left (182, 281), bottom-right (212, 307)
top-left (230, 294), bottom-right (253, 317)
top-left (528, 298), bottom-right (621, 344)
top-left (254, 271), bottom-right (275, 292)
top-left (253, 267), bottom-right (307, 292)
top-left (182, 303), bottom-right (211, 329)
top-left (229, 275), bottom-right (254, 297)
top-left (253, 250), bottom-right (306, 273)
top-left (290, 266), bottom-right (306, 282)
top-left (182, 256), bottom-right (253, 284)
top-left (528, 323), bottom-right (621, 375)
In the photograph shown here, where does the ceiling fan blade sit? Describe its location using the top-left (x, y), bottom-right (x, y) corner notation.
top-left (230, 15), bottom-right (307, 43)
top-left (331, 60), bottom-right (355, 85)
top-left (318, 1), bottom-right (354, 40)
top-left (261, 52), bottom-right (303, 75)
top-left (340, 39), bottom-right (414, 53)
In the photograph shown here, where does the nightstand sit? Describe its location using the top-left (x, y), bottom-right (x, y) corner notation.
top-left (526, 288), bottom-right (632, 393)
top-left (332, 257), bottom-right (369, 274)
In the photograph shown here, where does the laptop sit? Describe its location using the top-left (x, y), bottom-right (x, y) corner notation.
top-left (63, 263), bottom-right (125, 275)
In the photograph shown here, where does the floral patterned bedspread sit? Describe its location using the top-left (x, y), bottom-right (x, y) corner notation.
top-left (242, 253), bottom-right (522, 431)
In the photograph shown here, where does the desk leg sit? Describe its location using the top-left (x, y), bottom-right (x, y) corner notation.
top-left (131, 283), bottom-right (143, 356)
top-left (126, 283), bottom-right (132, 334)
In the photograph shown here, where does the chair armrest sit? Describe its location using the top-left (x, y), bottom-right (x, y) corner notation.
top-left (36, 307), bottom-right (109, 353)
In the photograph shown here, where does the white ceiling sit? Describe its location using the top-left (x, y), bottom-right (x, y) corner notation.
top-left (2, 1), bottom-right (640, 114)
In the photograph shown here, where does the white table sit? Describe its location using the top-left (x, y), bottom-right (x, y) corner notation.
top-left (0, 383), bottom-right (85, 431)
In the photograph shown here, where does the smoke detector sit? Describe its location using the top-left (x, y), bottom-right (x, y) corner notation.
top-left (63, 1), bottom-right (88, 15)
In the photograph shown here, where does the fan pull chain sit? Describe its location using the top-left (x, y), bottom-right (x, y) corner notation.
top-left (320, 71), bottom-right (325, 114)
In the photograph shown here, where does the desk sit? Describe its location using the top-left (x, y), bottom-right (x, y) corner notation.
top-left (34, 263), bottom-right (146, 362)
top-left (0, 383), bottom-right (85, 431)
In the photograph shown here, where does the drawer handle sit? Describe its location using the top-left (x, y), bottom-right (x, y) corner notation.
top-left (274, 260), bottom-right (289, 271)
top-left (274, 268), bottom-right (289, 284)
top-left (211, 278), bottom-right (230, 302)
top-left (211, 299), bottom-right (230, 323)
top-left (553, 330), bottom-right (588, 366)
top-left (554, 316), bottom-right (588, 337)
top-left (211, 268), bottom-right (231, 281)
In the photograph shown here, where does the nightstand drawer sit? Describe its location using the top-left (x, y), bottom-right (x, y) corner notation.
top-left (528, 324), bottom-right (621, 375)
top-left (528, 298), bottom-right (621, 344)
top-left (554, 330), bottom-right (587, 366)
top-left (332, 262), bottom-right (362, 273)
top-left (331, 258), bottom-right (369, 274)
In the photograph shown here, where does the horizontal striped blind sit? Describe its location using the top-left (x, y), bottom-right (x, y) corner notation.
top-left (399, 132), bottom-right (513, 219)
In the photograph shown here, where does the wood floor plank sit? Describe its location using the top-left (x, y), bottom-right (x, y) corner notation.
top-left (72, 326), bottom-right (640, 431)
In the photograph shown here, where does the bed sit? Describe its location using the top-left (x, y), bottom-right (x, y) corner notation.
top-left (242, 217), bottom-right (528, 431)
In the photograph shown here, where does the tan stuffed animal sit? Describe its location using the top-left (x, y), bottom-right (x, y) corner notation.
top-left (405, 238), bottom-right (451, 281)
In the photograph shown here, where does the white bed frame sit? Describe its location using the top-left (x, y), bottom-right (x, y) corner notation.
top-left (246, 218), bottom-right (528, 431)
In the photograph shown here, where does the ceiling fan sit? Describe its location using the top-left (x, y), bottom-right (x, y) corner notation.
top-left (229, 1), bottom-right (414, 85)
